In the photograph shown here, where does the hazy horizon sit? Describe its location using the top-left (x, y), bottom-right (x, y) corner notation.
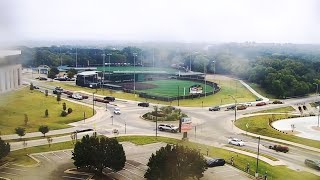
top-left (1, 0), bottom-right (320, 47)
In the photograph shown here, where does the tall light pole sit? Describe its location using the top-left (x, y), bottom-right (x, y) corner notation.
top-left (107, 53), bottom-right (112, 81)
top-left (212, 60), bottom-right (216, 80)
top-left (75, 47), bottom-right (78, 68)
top-left (92, 92), bottom-right (95, 116)
top-left (229, 95), bottom-right (237, 123)
top-left (256, 136), bottom-right (261, 177)
top-left (133, 53), bottom-right (138, 95)
top-left (102, 54), bottom-right (106, 89)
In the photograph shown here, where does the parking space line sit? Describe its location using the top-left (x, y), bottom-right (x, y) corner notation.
top-left (123, 168), bottom-right (144, 178)
top-left (0, 171), bottom-right (18, 176)
top-left (40, 153), bottom-right (51, 161)
top-left (214, 169), bottom-right (235, 173)
top-left (62, 175), bottom-right (86, 180)
top-left (130, 158), bottom-right (147, 165)
top-left (221, 174), bottom-right (239, 178)
top-left (51, 152), bottom-right (63, 159)
top-left (106, 167), bottom-right (132, 180)
top-left (125, 162), bottom-right (146, 171)
top-left (63, 150), bottom-right (72, 157)
top-left (4, 167), bottom-right (27, 172)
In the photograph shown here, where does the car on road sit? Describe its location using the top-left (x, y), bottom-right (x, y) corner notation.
top-left (36, 77), bottom-right (47, 81)
top-left (53, 87), bottom-right (63, 94)
top-left (104, 96), bottom-right (115, 102)
top-left (272, 100), bottom-right (284, 104)
top-left (114, 107), bottom-right (121, 115)
top-left (226, 105), bottom-right (236, 111)
top-left (237, 105), bottom-right (247, 110)
top-left (209, 106), bottom-right (220, 111)
top-left (138, 102), bottom-right (149, 107)
top-left (206, 158), bottom-right (226, 167)
top-left (74, 128), bottom-right (94, 133)
top-left (33, 86), bottom-right (40, 89)
top-left (305, 159), bottom-right (320, 170)
top-left (71, 93), bottom-right (83, 100)
top-left (256, 102), bottom-right (267, 106)
top-left (158, 124), bottom-right (179, 133)
top-left (228, 138), bottom-right (245, 146)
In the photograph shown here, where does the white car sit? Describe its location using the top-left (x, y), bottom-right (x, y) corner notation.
top-left (114, 107), bottom-right (121, 115)
top-left (228, 138), bottom-right (245, 146)
top-left (72, 93), bottom-right (83, 100)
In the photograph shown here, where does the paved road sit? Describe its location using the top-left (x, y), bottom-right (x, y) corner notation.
top-left (2, 74), bottom-right (319, 176)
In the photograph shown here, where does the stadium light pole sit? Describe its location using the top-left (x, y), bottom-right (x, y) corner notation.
top-left (133, 53), bottom-right (138, 95)
top-left (107, 53), bottom-right (112, 81)
top-left (102, 53), bottom-right (106, 89)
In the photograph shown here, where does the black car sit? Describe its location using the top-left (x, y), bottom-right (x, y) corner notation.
top-left (209, 106), bottom-right (220, 111)
top-left (74, 128), bottom-right (94, 133)
top-left (138, 102), bottom-right (149, 107)
top-left (207, 158), bottom-right (225, 167)
top-left (33, 86), bottom-right (40, 89)
top-left (104, 96), bottom-right (115, 102)
top-left (53, 87), bottom-right (64, 94)
top-left (305, 159), bottom-right (320, 170)
top-left (226, 105), bottom-right (236, 110)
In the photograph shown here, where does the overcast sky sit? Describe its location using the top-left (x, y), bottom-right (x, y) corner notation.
top-left (1, 0), bottom-right (320, 45)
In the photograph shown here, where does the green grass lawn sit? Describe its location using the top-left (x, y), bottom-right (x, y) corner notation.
top-left (137, 80), bottom-right (213, 97)
top-left (224, 145), bottom-right (278, 161)
top-left (3, 135), bottom-right (318, 180)
top-left (44, 75), bottom-right (257, 107)
top-left (235, 115), bottom-right (320, 149)
top-left (247, 82), bottom-right (276, 99)
top-left (250, 106), bottom-right (295, 114)
top-left (0, 88), bottom-right (93, 135)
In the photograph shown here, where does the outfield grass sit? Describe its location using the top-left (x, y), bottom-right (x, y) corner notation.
top-left (235, 115), bottom-right (320, 149)
top-left (44, 75), bottom-right (257, 107)
top-left (137, 80), bottom-right (213, 97)
top-left (0, 88), bottom-right (93, 135)
top-left (2, 136), bottom-right (318, 180)
top-left (250, 106), bottom-right (295, 114)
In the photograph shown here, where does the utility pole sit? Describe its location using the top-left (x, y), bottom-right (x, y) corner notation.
top-left (133, 53), bottom-right (137, 95)
top-left (256, 136), bottom-right (261, 177)
top-left (75, 47), bottom-right (78, 68)
top-left (178, 85), bottom-right (180, 106)
top-left (102, 53), bottom-right (106, 90)
top-left (155, 106), bottom-right (158, 138)
top-left (107, 53), bottom-right (112, 81)
top-left (229, 95), bottom-right (237, 122)
top-left (92, 92), bottom-right (95, 116)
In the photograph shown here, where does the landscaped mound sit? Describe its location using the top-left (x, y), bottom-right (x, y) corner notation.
top-left (142, 106), bottom-right (188, 121)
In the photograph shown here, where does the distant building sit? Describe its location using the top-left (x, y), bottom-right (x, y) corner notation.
top-left (0, 50), bottom-right (22, 94)
top-left (76, 71), bottom-right (99, 88)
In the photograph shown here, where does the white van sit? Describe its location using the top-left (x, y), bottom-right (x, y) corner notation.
top-left (114, 107), bottom-right (121, 115)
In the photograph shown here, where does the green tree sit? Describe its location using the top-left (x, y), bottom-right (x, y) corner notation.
top-left (62, 102), bottom-right (67, 111)
top-left (39, 125), bottom-right (49, 137)
top-left (0, 137), bottom-right (10, 160)
top-left (72, 135), bottom-right (126, 174)
top-left (45, 90), bottom-right (48, 97)
top-left (67, 68), bottom-right (77, 79)
top-left (48, 67), bottom-right (59, 79)
top-left (15, 127), bottom-right (26, 140)
top-left (45, 109), bottom-right (49, 117)
top-left (24, 114), bottom-right (29, 126)
top-left (57, 94), bottom-right (61, 104)
top-left (30, 83), bottom-right (34, 90)
top-left (144, 144), bottom-right (207, 180)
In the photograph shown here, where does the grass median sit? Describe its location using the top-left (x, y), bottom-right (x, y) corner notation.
top-left (235, 114), bottom-right (320, 149)
top-left (2, 135), bottom-right (318, 180)
top-left (0, 87), bottom-right (93, 135)
top-left (250, 106), bottom-right (295, 114)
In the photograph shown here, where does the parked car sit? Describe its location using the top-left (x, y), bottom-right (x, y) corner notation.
top-left (158, 124), bottom-right (179, 133)
top-left (114, 107), bottom-right (121, 115)
top-left (209, 106), bottom-right (220, 111)
top-left (256, 102), bottom-right (267, 106)
top-left (228, 138), bottom-right (245, 146)
top-left (36, 77), bottom-right (47, 81)
top-left (53, 87), bottom-right (63, 94)
top-left (138, 102), bottom-right (149, 107)
top-left (33, 86), bottom-right (40, 89)
top-left (305, 159), bottom-right (320, 170)
top-left (94, 98), bottom-right (109, 103)
top-left (104, 96), bottom-right (115, 102)
top-left (206, 158), bottom-right (226, 167)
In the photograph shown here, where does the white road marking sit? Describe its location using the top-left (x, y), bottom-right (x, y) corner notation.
top-left (3, 167), bottom-right (27, 172)
top-left (0, 171), bottom-right (18, 176)
top-left (40, 154), bottom-right (51, 161)
top-left (62, 175), bottom-right (86, 180)
top-left (123, 167), bottom-right (144, 178)
top-left (125, 162), bottom-right (147, 171)
top-left (63, 150), bottom-right (72, 157)
top-left (106, 167), bottom-right (132, 180)
top-left (51, 152), bottom-right (63, 159)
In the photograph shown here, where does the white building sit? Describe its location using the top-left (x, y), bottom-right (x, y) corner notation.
top-left (0, 50), bottom-right (22, 94)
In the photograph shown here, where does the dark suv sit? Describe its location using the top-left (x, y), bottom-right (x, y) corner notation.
top-left (209, 106), bottom-right (220, 111)
top-left (138, 102), bottom-right (149, 107)
top-left (53, 87), bottom-right (63, 94)
top-left (104, 96), bottom-right (115, 102)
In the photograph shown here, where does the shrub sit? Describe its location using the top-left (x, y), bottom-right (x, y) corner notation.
top-left (45, 109), bottom-right (49, 117)
top-left (67, 108), bottom-right (73, 114)
top-left (61, 111), bottom-right (68, 117)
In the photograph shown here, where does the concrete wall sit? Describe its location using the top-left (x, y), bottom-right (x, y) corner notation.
top-left (0, 64), bottom-right (22, 94)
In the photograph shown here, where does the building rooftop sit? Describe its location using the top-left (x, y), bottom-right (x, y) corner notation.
top-left (0, 50), bottom-right (21, 58)
top-left (77, 71), bottom-right (100, 76)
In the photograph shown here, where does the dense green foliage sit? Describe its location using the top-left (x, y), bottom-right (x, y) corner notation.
top-left (38, 125), bottom-right (49, 137)
top-left (72, 135), bottom-right (126, 174)
top-left (0, 138), bottom-right (10, 160)
top-left (144, 144), bottom-right (207, 180)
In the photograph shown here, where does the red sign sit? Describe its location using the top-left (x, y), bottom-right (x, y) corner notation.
top-left (181, 124), bottom-right (192, 132)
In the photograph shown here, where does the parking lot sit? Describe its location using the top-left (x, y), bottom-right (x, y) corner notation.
top-left (0, 142), bottom-right (251, 180)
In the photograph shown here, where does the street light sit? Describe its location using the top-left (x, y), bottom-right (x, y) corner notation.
top-left (212, 60), bottom-right (216, 80)
top-left (154, 105), bottom-right (158, 138)
top-left (107, 53), bottom-right (112, 81)
top-left (228, 95), bottom-right (237, 123)
top-left (255, 136), bottom-right (261, 177)
top-left (102, 53), bottom-right (106, 89)
top-left (92, 92), bottom-right (95, 116)
top-left (133, 53), bottom-right (138, 95)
